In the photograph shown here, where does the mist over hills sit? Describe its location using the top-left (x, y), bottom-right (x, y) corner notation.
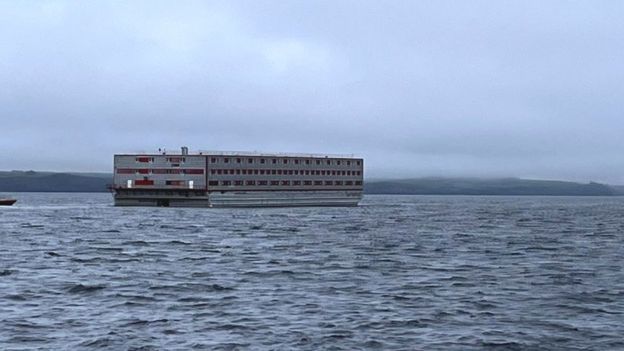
top-left (0, 171), bottom-right (622, 196)
top-left (0, 171), bottom-right (112, 193)
top-left (364, 177), bottom-right (618, 196)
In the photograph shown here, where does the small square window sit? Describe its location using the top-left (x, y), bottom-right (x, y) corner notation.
top-left (236, 158), bottom-right (241, 163)
top-left (248, 158), bottom-right (253, 163)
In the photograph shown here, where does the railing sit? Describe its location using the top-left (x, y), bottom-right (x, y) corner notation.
top-left (115, 149), bottom-right (358, 158)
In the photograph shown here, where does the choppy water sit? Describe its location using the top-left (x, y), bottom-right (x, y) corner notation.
top-left (1, 193), bottom-right (623, 350)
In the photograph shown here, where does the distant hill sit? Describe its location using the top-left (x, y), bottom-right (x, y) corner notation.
top-left (0, 171), bottom-right (111, 192)
top-left (0, 171), bottom-right (620, 196)
top-left (364, 177), bottom-right (617, 196)
top-left (611, 185), bottom-right (624, 196)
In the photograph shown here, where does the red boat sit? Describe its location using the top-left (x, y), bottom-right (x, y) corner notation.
top-left (0, 199), bottom-right (16, 206)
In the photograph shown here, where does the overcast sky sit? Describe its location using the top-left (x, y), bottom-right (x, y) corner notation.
top-left (1, 1), bottom-right (623, 183)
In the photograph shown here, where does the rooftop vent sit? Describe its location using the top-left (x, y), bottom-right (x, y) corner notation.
top-left (181, 146), bottom-right (189, 155)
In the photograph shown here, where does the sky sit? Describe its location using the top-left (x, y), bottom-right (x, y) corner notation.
top-left (1, 1), bottom-right (623, 183)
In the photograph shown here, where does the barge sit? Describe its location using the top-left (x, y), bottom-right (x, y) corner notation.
top-left (112, 147), bottom-right (363, 207)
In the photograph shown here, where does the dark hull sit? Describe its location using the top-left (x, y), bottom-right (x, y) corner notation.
top-left (0, 199), bottom-right (17, 206)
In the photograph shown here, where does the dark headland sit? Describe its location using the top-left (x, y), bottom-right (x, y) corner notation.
top-left (0, 171), bottom-right (622, 196)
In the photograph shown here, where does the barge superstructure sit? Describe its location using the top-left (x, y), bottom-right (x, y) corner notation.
top-left (112, 147), bottom-right (363, 207)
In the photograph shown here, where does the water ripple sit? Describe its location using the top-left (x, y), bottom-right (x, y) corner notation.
top-left (0, 193), bottom-right (623, 350)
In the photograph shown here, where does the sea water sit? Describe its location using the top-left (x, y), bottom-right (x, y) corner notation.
top-left (1, 193), bottom-right (623, 350)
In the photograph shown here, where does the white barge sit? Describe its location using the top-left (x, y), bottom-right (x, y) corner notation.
top-left (112, 147), bottom-right (363, 207)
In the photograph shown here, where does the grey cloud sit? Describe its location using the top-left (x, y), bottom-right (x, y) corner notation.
top-left (1, 1), bottom-right (623, 183)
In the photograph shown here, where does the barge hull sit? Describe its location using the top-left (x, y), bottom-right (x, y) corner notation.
top-left (114, 190), bottom-right (361, 207)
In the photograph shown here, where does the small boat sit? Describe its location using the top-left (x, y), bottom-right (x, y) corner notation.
top-left (0, 198), bottom-right (17, 206)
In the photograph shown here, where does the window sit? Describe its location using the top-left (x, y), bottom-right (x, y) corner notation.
top-left (335, 181), bottom-right (343, 185)
top-left (332, 171), bottom-right (336, 175)
top-left (326, 160), bottom-right (331, 165)
top-left (138, 169), bottom-right (150, 174)
top-left (325, 180), bottom-right (332, 186)
top-left (272, 170), bottom-right (276, 175)
top-left (356, 161), bottom-right (361, 166)
top-left (166, 180), bottom-right (185, 186)
top-left (337, 160), bottom-right (341, 165)
top-left (116, 168), bottom-right (134, 174)
top-left (305, 160), bottom-right (310, 165)
top-left (346, 181), bottom-right (353, 186)
top-left (314, 180), bottom-right (322, 186)
top-left (294, 170), bottom-right (299, 175)
top-left (283, 159), bottom-right (288, 164)
top-left (246, 180), bottom-right (255, 186)
top-left (321, 170), bottom-right (326, 175)
top-left (342, 171), bottom-right (346, 175)
top-left (316, 160), bottom-right (321, 165)
top-left (272, 159), bottom-right (277, 164)
top-left (210, 169), bottom-right (216, 174)
top-left (217, 169), bottom-right (222, 175)
top-left (288, 170), bottom-right (293, 175)
top-left (305, 170), bottom-right (310, 175)
top-left (270, 180), bottom-right (279, 186)
top-left (236, 169), bottom-right (241, 175)
top-left (211, 158), bottom-right (217, 163)
top-left (229, 170), bottom-right (235, 175)
top-left (281, 180), bottom-right (290, 186)
top-left (355, 181), bottom-right (362, 185)
top-left (347, 171), bottom-right (351, 176)
top-left (260, 170), bottom-right (265, 175)
top-left (304, 180), bottom-right (312, 186)
top-left (222, 180), bottom-right (231, 186)
top-left (248, 158), bottom-right (253, 164)
top-left (167, 157), bottom-right (185, 163)
top-left (236, 158), bottom-right (241, 163)
top-left (293, 180), bottom-right (301, 185)
top-left (184, 169), bottom-right (204, 174)
top-left (278, 170), bottom-right (282, 175)
top-left (295, 159), bottom-right (299, 164)
top-left (259, 180), bottom-right (268, 185)
top-left (135, 179), bottom-right (154, 186)
top-left (208, 181), bottom-right (218, 186)
top-left (136, 157), bottom-right (153, 163)
top-left (346, 161), bottom-right (351, 166)
top-left (224, 158), bottom-right (230, 163)
top-left (234, 180), bottom-right (243, 186)
top-left (260, 159), bottom-right (266, 164)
